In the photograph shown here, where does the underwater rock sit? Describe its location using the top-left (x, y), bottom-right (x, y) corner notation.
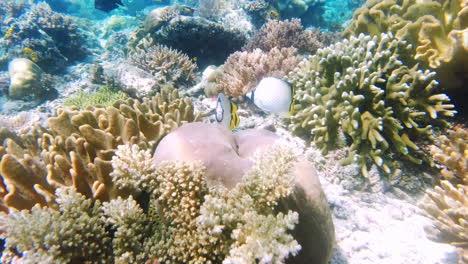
top-left (153, 15), bottom-right (246, 67)
top-left (107, 62), bottom-right (158, 98)
top-left (7, 58), bottom-right (44, 100)
top-left (143, 5), bottom-right (194, 33)
top-left (153, 122), bottom-right (335, 264)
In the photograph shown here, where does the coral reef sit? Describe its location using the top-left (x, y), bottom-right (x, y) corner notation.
top-left (275, 0), bottom-right (325, 21)
top-left (0, 187), bottom-right (113, 263)
top-left (217, 47), bottom-right (302, 97)
top-left (153, 122), bottom-right (335, 263)
top-left (343, 0), bottom-right (468, 90)
top-left (0, 88), bottom-right (200, 212)
top-left (243, 18), bottom-right (340, 55)
top-left (0, 2), bottom-right (90, 73)
top-left (420, 126), bottom-right (467, 261)
top-left (7, 58), bottom-right (44, 100)
top-left (143, 5), bottom-right (194, 33)
top-left (130, 8), bottom-right (247, 67)
top-left (130, 44), bottom-right (198, 88)
top-left (287, 33), bottom-right (456, 177)
top-left (0, 138), bottom-right (316, 263)
top-left (62, 85), bottom-right (129, 109)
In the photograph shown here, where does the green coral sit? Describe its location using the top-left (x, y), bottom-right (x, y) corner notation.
top-left (63, 85), bottom-right (129, 109)
top-left (287, 33), bottom-right (456, 177)
top-left (0, 187), bottom-right (113, 264)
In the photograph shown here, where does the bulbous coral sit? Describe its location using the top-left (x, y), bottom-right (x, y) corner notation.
top-left (287, 33), bottom-right (456, 177)
top-left (217, 47), bottom-right (302, 97)
top-left (131, 44), bottom-right (198, 88)
top-left (0, 88), bottom-right (200, 212)
top-left (344, 0), bottom-right (468, 90)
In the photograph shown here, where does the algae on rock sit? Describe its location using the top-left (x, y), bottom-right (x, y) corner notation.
top-left (287, 33), bottom-right (456, 177)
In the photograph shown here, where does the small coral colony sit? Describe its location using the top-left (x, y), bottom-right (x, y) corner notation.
top-left (0, 0), bottom-right (466, 263)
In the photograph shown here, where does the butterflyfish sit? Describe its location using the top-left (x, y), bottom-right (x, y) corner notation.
top-left (215, 93), bottom-right (240, 130)
top-left (245, 77), bottom-right (295, 117)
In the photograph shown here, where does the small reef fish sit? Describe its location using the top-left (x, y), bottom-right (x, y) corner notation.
top-left (245, 77), bottom-right (295, 117)
top-left (216, 93), bottom-right (240, 130)
top-left (95, 0), bottom-right (123, 12)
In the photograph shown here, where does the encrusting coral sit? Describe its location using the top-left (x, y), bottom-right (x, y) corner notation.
top-left (420, 126), bottom-right (468, 261)
top-left (0, 142), bottom-right (306, 264)
top-left (0, 88), bottom-right (200, 212)
top-left (287, 33), bottom-right (456, 178)
top-left (343, 0), bottom-right (468, 90)
top-left (63, 85), bottom-right (129, 109)
top-left (217, 47), bottom-right (302, 97)
top-left (130, 44), bottom-right (197, 88)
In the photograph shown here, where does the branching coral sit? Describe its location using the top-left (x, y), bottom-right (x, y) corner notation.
top-left (287, 33), bottom-right (456, 177)
top-left (217, 47), bottom-right (302, 97)
top-left (0, 187), bottom-right (113, 263)
top-left (0, 143), bottom-right (304, 264)
top-left (420, 126), bottom-right (468, 261)
top-left (344, 0), bottom-right (468, 89)
top-left (0, 88), bottom-right (200, 212)
top-left (131, 44), bottom-right (197, 88)
top-left (243, 18), bottom-right (339, 54)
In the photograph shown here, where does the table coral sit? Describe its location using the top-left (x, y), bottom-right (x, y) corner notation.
top-left (344, 0), bottom-right (468, 90)
top-left (0, 88), bottom-right (200, 212)
top-left (287, 33), bottom-right (456, 177)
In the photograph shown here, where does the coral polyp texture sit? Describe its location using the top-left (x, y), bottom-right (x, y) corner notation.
top-left (0, 143), bottom-right (305, 264)
top-left (343, 0), bottom-right (468, 89)
top-left (287, 33), bottom-right (456, 177)
top-left (217, 47), bottom-right (302, 97)
top-left (0, 88), bottom-right (199, 212)
top-left (421, 126), bottom-right (468, 261)
top-left (130, 44), bottom-right (198, 88)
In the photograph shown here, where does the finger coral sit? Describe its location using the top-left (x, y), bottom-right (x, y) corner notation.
top-left (420, 126), bottom-right (468, 261)
top-left (0, 88), bottom-right (200, 212)
top-left (287, 33), bottom-right (456, 177)
top-left (343, 0), bottom-right (468, 90)
top-left (131, 44), bottom-right (197, 88)
top-left (217, 47), bottom-right (302, 97)
top-left (0, 143), bottom-right (308, 264)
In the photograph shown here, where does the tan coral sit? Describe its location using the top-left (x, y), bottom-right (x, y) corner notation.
top-left (0, 89), bottom-right (200, 212)
top-left (217, 47), bottom-right (301, 97)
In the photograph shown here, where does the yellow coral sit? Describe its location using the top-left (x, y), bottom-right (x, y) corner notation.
top-left (3, 26), bottom-right (15, 40)
top-left (22, 47), bottom-right (39, 62)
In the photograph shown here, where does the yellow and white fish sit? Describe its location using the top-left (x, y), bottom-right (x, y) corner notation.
top-left (215, 93), bottom-right (240, 130)
top-left (245, 77), bottom-right (295, 117)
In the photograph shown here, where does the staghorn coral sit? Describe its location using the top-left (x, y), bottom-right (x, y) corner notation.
top-left (287, 33), bottom-right (456, 177)
top-left (243, 18), bottom-right (340, 54)
top-left (430, 125), bottom-right (468, 185)
top-left (217, 47), bottom-right (302, 97)
top-left (343, 0), bottom-right (468, 90)
top-left (131, 44), bottom-right (197, 88)
top-left (0, 187), bottom-right (113, 264)
top-left (0, 88), bottom-right (200, 212)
